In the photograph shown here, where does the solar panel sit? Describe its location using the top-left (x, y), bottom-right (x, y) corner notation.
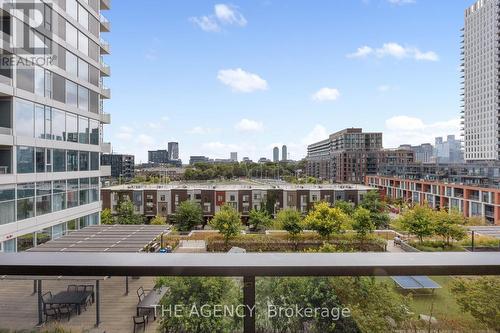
top-left (412, 276), bottom-right (441, 289)
top-left (391, 276), bottom-right (441, 290)
top-left (392, 276), bottom-right (423, 289)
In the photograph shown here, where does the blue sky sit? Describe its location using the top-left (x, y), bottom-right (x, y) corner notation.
top-left (104, 0), bottom-right (471, 163)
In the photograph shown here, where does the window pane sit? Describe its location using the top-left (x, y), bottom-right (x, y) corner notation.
top-left (78, 85), bottom-right (89, 111)
top-left (35, 148), bottom-right (45, 173)
top-left (78, 116), bottom-right (89, 144)
top-left (66, 23), bottom-right (78, 49)
top-left (66, 113), bottom-right (78, 142)
top-left (44, 107), bottom-right (52, 140)
top-left (34, 66), bottom-right (44, 97)
top-left (66, 0), bottom-right (78, 20)
top-left (90, 120), bottom-right (99, 145)
top-left (34, 104), bottom-right (45, 139)
top-left (53, 149), bottom-right (66, 172)
top-left (17, 183), bottom-right (35, 221)
top-left (53, 180), bottom-right (66, 212)
top-left (78, 32), bottom-right (88, 56)
top-left (16, 67), bottom-right (34, 93)
top-left (79, 151), bottom-right (89, 171)
top-left (52, 109), bottom-right (65, 141)
top-left (17, 146), bottom-right (34, 174)
top-left (89, 90), bottom-right (99, 114)
top-left (90, 152), bottom-right (99, 170)
top-left (67, 150), bottom-right (78, 171)
top-left (46, 148), bottom-right (52, 172)
top-left (67, 179), bottom-right (79, 208)
top-left (15, 99), bottom-right (34, 137)
top-left (66, 80), bottom-right (78, 108)
top-left (36, 182), bottom-right (52, 216)
top-left (78, 58), bottom-right (88, 82)
top-left (66, 51), bottom-right (78, 77)
top-left (78, 5), bottom-right (88, 30)
top-left (0, 188), bottom-right (15, 226)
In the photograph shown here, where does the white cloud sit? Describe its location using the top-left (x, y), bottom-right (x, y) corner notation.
top-left (187, 126), bottom-right (220, 135)
top-left (348, 42), bottom-right (438, 62)
top-left (217, 68), bottom-right (268, 93)
top-left (190, 4), bottom-right (246, 32)
top-left (312, 87), bottom-right (341, 102)
top-left (235, 118), bottom-right (264, 132)
top-left (388, 0), bottom-right (416, 5)
top-left (214, 4), bottom-right (247, 26)
top-left (137, 134), bottom-right (155, 146)
top-left (384, 115), bottom-right (460, 148)
top-left (377, 85), bottom-right (391, 92)
top-left (347, 46), bottom-right (373, 58)
top-left (302, 125), bottom-right (329, 145)
top-left (189, 16), bottom-right (220, 32)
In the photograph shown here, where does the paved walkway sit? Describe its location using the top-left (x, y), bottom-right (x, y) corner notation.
top-left (386, 240), bottom-right (405, 253)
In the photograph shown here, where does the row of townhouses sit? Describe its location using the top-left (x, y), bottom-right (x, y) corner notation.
top-left (101, 184), bottom-right (373, 221)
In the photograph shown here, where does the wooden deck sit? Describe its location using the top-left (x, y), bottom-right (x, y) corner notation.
top-left (0, 276), bottom-right (161, 333)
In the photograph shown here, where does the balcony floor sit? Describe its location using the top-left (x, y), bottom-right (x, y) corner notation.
top-left (0, 276), bottom-right (159, 333)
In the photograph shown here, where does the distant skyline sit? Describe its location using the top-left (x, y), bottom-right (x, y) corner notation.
top-left (104, 0), bottom-right (471, 163)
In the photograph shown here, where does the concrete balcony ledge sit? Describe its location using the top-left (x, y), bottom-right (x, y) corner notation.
top-left (0, 127), bottom-right (12, 135)
top-left (100, 14), bottom-right (110, 32)
top-left (101, 112), bottom-right (111, 124)
top-left (100, 39), bottom-right (110, 54)
top-left (102, 142), bottom-right (112, 154)
top-left (101, 87), bottom-right (111, 99)
top-left (101, 0), bottom-right (111, 10)
top-left (100, 165), bottom-right (111, 177)
top-left (100, 63), bottom-right (111, 77)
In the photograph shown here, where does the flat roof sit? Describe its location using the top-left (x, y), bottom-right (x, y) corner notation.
top-left (28, 225), bottom-right (170, 253)
top-left (104, 182), bottom-right (374, 192)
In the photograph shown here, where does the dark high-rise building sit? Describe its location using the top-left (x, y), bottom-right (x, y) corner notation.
top-left (102, 154), bottom-right (135, 179)
top-left (168, 142), bottom-right (179, 160)
top-left (282, 145), bottom-right (288, 161)
top-left (306, 128), bottom-right (383, 183)
top-left (148, 150), bottom-right (169, 164)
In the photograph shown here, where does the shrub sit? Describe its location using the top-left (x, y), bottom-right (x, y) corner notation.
top-left (209, 205), bottom-right (241, 246)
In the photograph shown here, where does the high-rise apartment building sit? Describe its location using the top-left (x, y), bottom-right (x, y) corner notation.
top-left (434, 135), bottom-right (464, 164)
top-left (399, 143), bottom-right (434, 163)
top-left (148, 149), bottom-right (169, 164)
top-left (168, 142), bottom-right (179, 160)
top-left (282, 145), bottom-right (287, 161)
top-left (273, 147), bottom-right (279, 163)
top-left (230, 152), bottom-right (238, 162)
top-left (463, 0), bottom-right (499, 161)
top-left (102, 154), bottom-right (135, 180)
top-left (306, 128), bottom-right (383, 183)
top-left (0, 0), bottom-right (111, 252)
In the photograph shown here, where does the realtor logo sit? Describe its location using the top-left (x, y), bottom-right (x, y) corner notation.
top-left (2, 0), bottom-right (53, 56)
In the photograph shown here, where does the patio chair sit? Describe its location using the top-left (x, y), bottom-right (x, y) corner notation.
top-left (41, 292), bottom-right (59, 322)
top-left (67, 285), bottom-right (77, 292)
top-left (84, 285), bottom-right (95, 305)
top-left (133, 315), bottom-right (148, 333)
top-left (136, 286), bottom-right (151, 303)
top-left (58, 304), bottom-right (73, 322)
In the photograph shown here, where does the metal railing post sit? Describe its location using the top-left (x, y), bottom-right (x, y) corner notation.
top-left (243, 276), bottom-right (255, 333)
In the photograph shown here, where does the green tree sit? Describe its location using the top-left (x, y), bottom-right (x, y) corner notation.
top-left (100, 208), bottom-right (115, 225)
top-left (157, 277), bottom-right (241, 333)
top-left (209, 205), bottom-right (241, 246)
top-left (248, 209), bottom-right (272, 232)
top-left (451, 277), bottom-right (500, 331)
top-left (116, 200), bottom-right (143, 225)
top-left (361, 190), bottom-right (390, 229)
top-left (434, 209), bottom-right (467, 246)
top-left (332, 277), bottom-right (412, 332)
top-left (334, 200), bottom-right (355, 216)
top-left (275, 209), bottom-right (304, 248)
top-left (304, 202), bottom-right (349, 240)
top-left (256, 277), bottom-right (358, 332)
top-left (150, 214), bottom-right (167, 225)
top-left (398, 205), bottom-right (434, 243)
top-left (352, 207), bottom-right (375, 240)
top-left (175, 201), bottom-right (203, 232)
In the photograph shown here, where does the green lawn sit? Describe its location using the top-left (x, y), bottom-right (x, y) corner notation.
top-left (377, 276), bottom-right (478, 328)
